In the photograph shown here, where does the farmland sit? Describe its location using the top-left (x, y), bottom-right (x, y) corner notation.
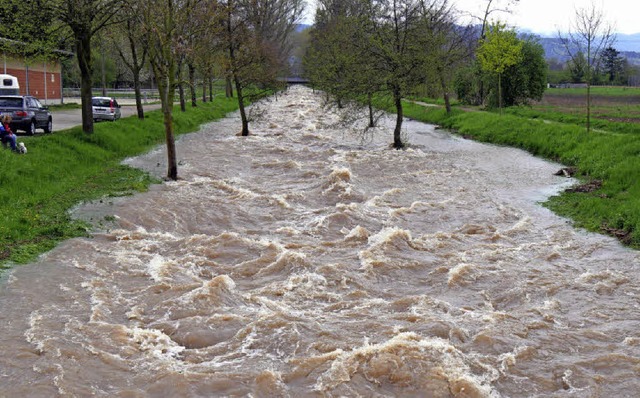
top-left (505, 86), bottom-right (640, 132)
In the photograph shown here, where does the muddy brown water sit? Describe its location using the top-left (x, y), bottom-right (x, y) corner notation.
top-left (1, 86), bottom-right (639, 397)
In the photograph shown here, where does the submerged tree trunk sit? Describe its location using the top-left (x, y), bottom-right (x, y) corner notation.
top-left (157, 74), bottom-right (178, 180)
top-left (234, 76), bottom-right (249, 136)
top-left (393, 88), bottom-right (404, 149)
top-left (368, 93), bottom-right (375, 128)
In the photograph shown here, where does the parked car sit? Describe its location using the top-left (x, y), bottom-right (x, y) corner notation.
top-left (0, 95), bottom-right (52, 134)
top-left (92, 97), bottom-right (121, 122)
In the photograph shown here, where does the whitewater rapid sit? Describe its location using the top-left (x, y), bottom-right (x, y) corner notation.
top-left (1, 86), bottom-right (639, 397)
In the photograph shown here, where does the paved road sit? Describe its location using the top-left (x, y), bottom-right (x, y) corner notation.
top-left (51, 103), bottom-right (163, 132)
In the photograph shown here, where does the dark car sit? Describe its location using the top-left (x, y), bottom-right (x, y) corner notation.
top-left (0, 95), bottom-right (52, 134)
top-left (92, 97), bottom-right (121, 122)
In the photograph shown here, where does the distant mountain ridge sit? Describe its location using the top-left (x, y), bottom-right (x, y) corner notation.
top-left (615, 33), bottom-right (640, 52)
top-left (534, 33), bottom-right (640, 65)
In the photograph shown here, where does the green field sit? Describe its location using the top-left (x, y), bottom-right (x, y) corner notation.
top-left (401, 87), bottom-right (640, 247)
top-left (0, 96), bottom-right (240, 268)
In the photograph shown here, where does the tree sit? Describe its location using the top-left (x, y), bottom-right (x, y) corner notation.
top-left (461, 0), bottom-right (520, 106)
top-left (305, 0), bottom-right (385, 129)
top-left (424, 5), bottom-right (475, 114)
top-left (357, 0), bottom-right (453, 149)
top-left (139, 0), bottom-right (201, 180)
top-left (476, 21), bottom-right (522, 113)
top-left (601, 46), bottom-right (624, 84)
top-left (304, 1), bottom-right (364, 109)
top-left (498, 37), bottom-right (547, 107)
top-left (51, 0), bottom-right (128, 134)
top-left (566, 51), bottom-right (588, 83)
top-left (218, 0), bottom-right (303, 136)
top-left (558, 3), bottom-right (615, 132)
top-left (0, 0), bottom-right (70, 97)
top-left (109, 7), bottom-right (149, 120)
top-left (0, 0), bottom-right (66, 57)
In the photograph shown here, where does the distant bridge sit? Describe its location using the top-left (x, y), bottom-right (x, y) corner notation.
top-left (280, 77), bottom-right (310, 85)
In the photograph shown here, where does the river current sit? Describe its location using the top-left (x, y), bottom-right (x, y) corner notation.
top-left (1, 86), bottom-right (639, 397)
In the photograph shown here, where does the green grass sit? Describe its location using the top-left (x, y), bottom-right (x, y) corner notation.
top-left (0, 96), bottom-right (241, 269)
top-left (396, 99), bottom-right (640, 247)
top-left (47, 103), bottom-right (81, 111)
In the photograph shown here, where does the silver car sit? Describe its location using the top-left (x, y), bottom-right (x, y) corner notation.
top-left (92, 97), bottom-right (121, 122)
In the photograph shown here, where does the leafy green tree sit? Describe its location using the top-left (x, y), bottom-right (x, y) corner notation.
top-left (476, 21), bottom-right (522, 113)
top-left (49, 0), bottom-right (129, 134)
top-left (494, 37), bottom-right (547, 107)
top-left (0, 0), bottom-right (66, 56)
top-left (566, 51), bottom-right (588, 83)
top-left (359, 0), bottom-right (451, 148)
top-left (601, 46), bottom-right (624, 84)
top-left (304, 14), bottom-right (357, 108)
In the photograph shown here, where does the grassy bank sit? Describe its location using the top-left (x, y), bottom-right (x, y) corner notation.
top-left (0, 96), bottom-right (240, 269)
top-left (399, 100), bottom-right (640, 247)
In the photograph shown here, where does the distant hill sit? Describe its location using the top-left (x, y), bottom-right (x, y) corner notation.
top-left (615, 33), bottom-right (640, 52)
top-left (533, 33), bottom-right (640, 66)
top-left (295, 24), bottom-right (311, 32)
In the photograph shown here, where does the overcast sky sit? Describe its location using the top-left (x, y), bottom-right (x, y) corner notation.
top-left (303, 0), bottom-right (640, 35)
top-left (454, 0), bottom-right (639, 35)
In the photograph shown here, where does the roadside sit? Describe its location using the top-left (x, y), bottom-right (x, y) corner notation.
top-left (50, 100), bottom-right (163, 131)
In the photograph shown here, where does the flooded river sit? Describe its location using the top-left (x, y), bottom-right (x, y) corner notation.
top-left (1, 86), bottom-right (639, 397)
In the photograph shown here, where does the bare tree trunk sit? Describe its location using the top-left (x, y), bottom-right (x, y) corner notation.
top-left (202, 73), bottom-right (207, 103)
top-left (586, 83), bottom-right (591, 132)
top-left (177, 63), bottom-right (186, 112)
top-left (101, 45), bottom-right (107, 97)
top-left (189, 63), bottom-right (197, 107)
top-left (225, 77), bottom-right (233, 98)
top-left (498, 73), bottom-right (503, 115)
top-left (133, 72), bottom-right (144, 119)
top-left (209, 77), bottom-right (214, 101)
top-left (121, 21), bottom-right (146, 119)
top-left (76, 32), bottom-right (94, 134)
top-left (439, 70), bottom-right (451, 114)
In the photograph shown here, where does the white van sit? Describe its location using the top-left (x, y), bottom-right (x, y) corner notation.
top-left (0, 74), bottom-right (20, 95)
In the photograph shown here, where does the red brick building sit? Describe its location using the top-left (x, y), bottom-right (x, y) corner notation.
top-left (2, 54), bottom-right (64, 104)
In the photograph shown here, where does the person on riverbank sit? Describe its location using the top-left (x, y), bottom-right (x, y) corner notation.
top-left (1, 115), bottom-right (17, 151)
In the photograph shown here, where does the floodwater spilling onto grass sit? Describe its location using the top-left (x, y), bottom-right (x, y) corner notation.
top-left (1, 86), bottom-right (639, 397)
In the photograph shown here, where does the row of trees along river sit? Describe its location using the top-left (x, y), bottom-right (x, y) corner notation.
top-left (0, 0), bottom-right (617, 178)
